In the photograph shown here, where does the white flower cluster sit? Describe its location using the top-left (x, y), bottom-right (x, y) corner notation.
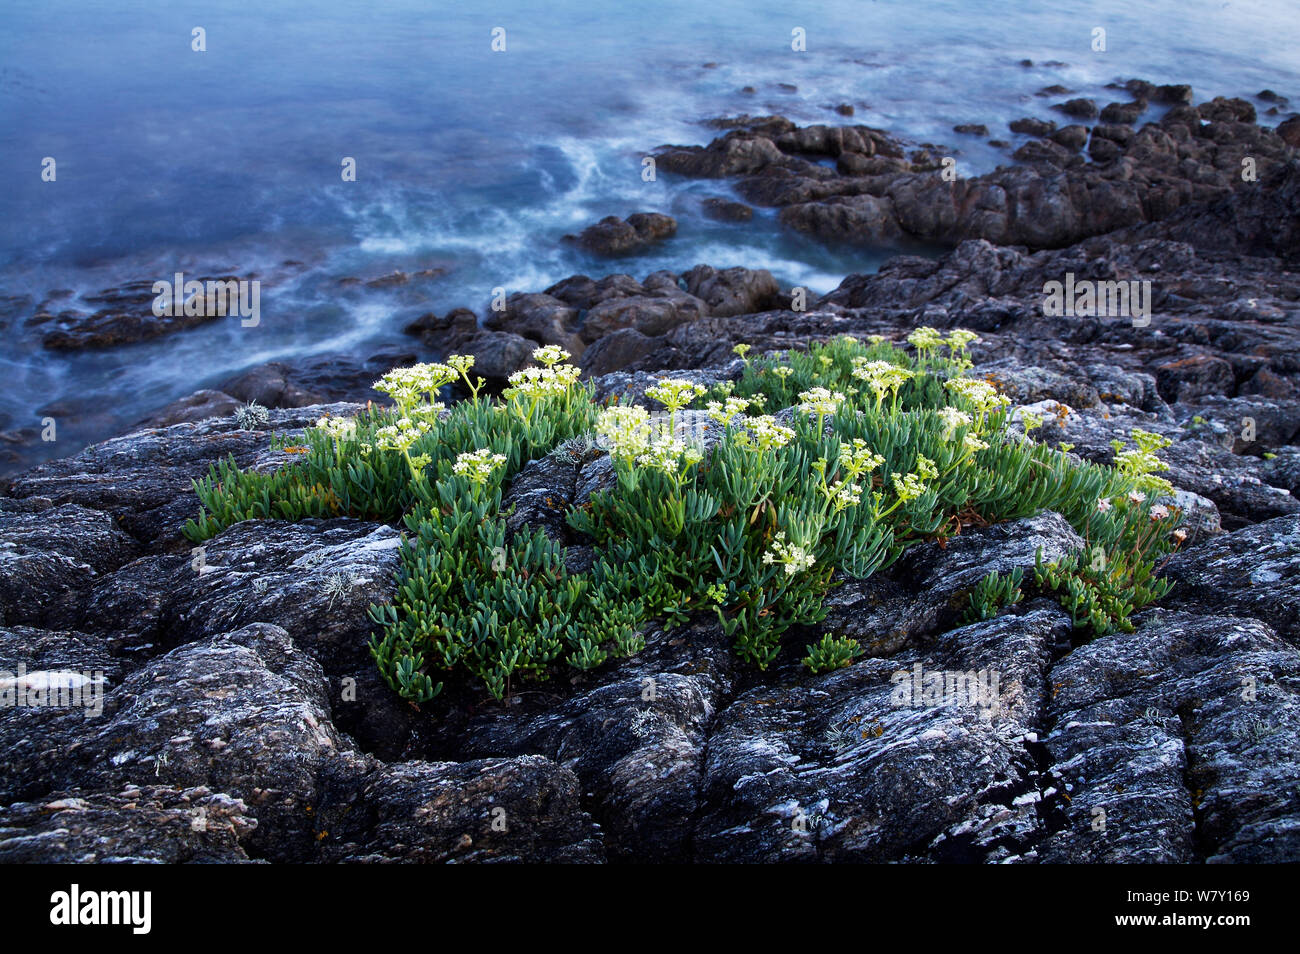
top-left (315, 415), bottom-right (358, 441)
top-left (763, 531), bottom-right (816, 576)
top-left (645, 378), bottom-right (708, 413)
top-left (532, 345), bottom-right (571, 367)
top-left (705, 396), bottom-right (751, 426)
top-left (452, 448), bottom-right (507, 484)
top-left (735, 415), bottom-right (796, 451)
top-left (373, 417), bottom-right (434, 453)
top-left (596, 405), bottom-right (654, 461)
top-left (798, 386), bottom-right (846, 420)
top-left (945, 377), bottom-right (1011, 414)
top-left (374, 363), bottom-right (457, 408)
top-left (936, 406), bottom-right (973, 439)
top-left (838, 438), bottom-right (885, 479)
top-left (636, 435), bottom-right (703, 476)
top-left (852, 359), bottom-right (914, 404)
top-left (505, 363), bottom-right (581, 399)
top-left (907, 326), bottom-right (945, 351)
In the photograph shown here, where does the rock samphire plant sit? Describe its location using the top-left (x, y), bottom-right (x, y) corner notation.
top-left (184, 331), bottom-right (1184, 706)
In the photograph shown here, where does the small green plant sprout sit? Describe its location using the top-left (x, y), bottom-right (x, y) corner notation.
top-left (732, 342), bottom-right (752, 363)
top-left (803, 633), bottom-right (861, 674)
top-left (233, 401), bottom-right (270, 430)
top-left (1018, 409), bottom-right (1045, 439)
top-left (964, 566), bottom-right (1025, 623)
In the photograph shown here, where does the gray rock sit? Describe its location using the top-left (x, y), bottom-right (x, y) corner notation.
top-left (0, 500), bottom-right (140, 629)
top-left (824, 511), bottom-right (1082, 656)
top-left (1163, 515), bottom-right (1300, 643)
top-left (1039, 612), bottom-right (1300, 862)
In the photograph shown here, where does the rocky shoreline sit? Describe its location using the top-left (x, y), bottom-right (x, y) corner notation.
top-left (2, 76), bottom-right (1299, 862)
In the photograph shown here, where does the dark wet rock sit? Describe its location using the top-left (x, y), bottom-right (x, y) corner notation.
top-left (1099, 100), bottom-right (1147, 124)
top-left (220, 363), bottom-right (328, 408)
top-left (694, 608), bottom-right (1070, 862)
top-left (701, 197), bottom-right (754, 221)
top-left (1153, 83), bottom-right (1194, 105)
top-left (1010, 117), bottom-right (1057, 137)
top-left (1155, 354), bottom-right (1237, 403)
top-left (578, 327), bottom-right (658, 377)
top-left (1036, 85), bottom-right (1073, 98)
top-left (485, 293), bottom-right (584, 353)
top-left (0, 500), bottom-right (141, 629)
top-left (953, 123), bottom-right (990, 137)
top-left (570, 213), bottom-right (677, 257)
top-left (364, 271), bottom-right (409, 289)
top-left (0, 622), bottom-right (342, 859)
top-left (1049, 124), bottom-right (1089, 151)
top-left (314, 753), bottom-right (604, 863)
top-left (1087, 136), bottom-right (1122, 163)
top-left (1277, 116), bottom-right (1300, 148)
top-left (0, 621), bottom-right (604, 862)
top-left (662, 103), bottom-right (1296, 251)
top-left (777, 124), bottom-right (873, 157)
top-left (450, 621), bottom-right (736, 861)
top-left (218, 349), bottom-right (416, 410)
top-left (98, 517), bottom-right (412, 754)
top-left (780, 191), bottom-right (907, 242)
top-left (1013, 138), bottom-right (1080, 168)
top-left (402, 306), bottom-right (477, 344)
top-left (834, 103), bottom-right (855, 117)
top-left (38, 276), bottom-right (251, 351)
top-left (1198, 97), bottom-right (1257, 124)
top-left (1052, 98), bottom-right (1098, 120)
top-left (455, 331), bottom-right (537, 384)
top-left (1091, 122), bottom-right (1135, 147)
top-left (581, 293), bottom-right (707, 343)
top-left (682, 264), bottom-right (781, 317)
top-left (137, 389), bottom-right (242, 428)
